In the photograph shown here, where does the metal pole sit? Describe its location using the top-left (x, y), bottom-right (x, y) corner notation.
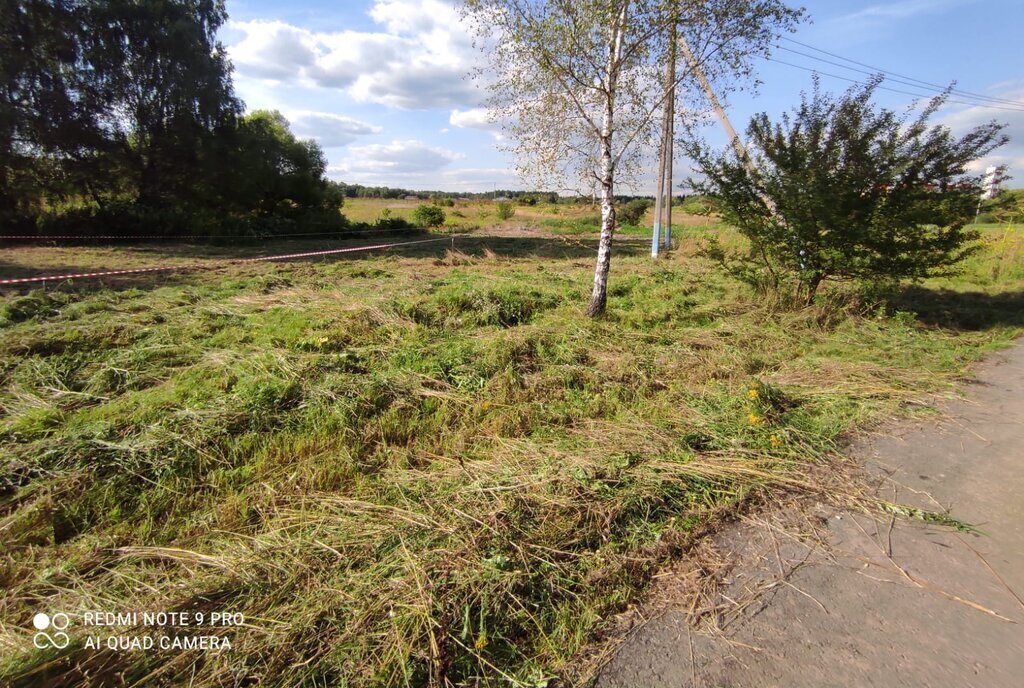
top-left (662, 21), bottom-right (677, 250)
top-left (651, 23), bottom-right (677, 258)
top-left (651, 133), bottom-right (666, 257)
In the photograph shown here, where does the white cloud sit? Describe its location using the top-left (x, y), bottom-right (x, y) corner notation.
top-left (328, 162), bottom-right (524, 192)
top-left (228, 20), bottom-right (320, 81)
top-left (227, 1), bottom-right (484, 110)
top-left (449, 107), bottom-right (493, 129)
top-left (284, 111), bottom-right (382, 147)
top-left (449, 107), bottom-right (510, 141)
top-left (836, 0), bottom-right (978, 23)
top-left (330, 139), bottom-right (463, 178)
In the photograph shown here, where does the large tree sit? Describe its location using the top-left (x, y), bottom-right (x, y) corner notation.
top-left (462, 0), bottom-right (803, 316)
top-left (689, 77), bottom-right (1009, 303)
top-left (0, 0), bottom-right (104, 222)
top-left (79, 0), bottom-right (240, 207)
top-left (214, 110), bottom-right (341, 218)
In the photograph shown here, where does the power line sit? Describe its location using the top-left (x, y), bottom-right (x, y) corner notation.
top-left (778, 36), bottom-right (1024, 108)
top-left (766, 58), bottom-right (1024, 113)
top-left (773, 45), bottom-right (1024, 109)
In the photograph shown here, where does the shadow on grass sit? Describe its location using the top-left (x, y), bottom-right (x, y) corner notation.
top-left (890, 285), bottom-right (1024, 330)
top-left (0, 233), bottom-right (647, 295)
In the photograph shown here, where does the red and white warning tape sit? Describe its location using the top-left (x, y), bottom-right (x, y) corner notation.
top-left (0, 230), bottom-right (370, 240)
top-left (0, 236), bottom-right (451, 286)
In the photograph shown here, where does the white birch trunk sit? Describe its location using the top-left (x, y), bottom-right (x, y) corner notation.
top-left (587, 123), bottom-right (616, 316)
top-left (586, 4), bottom-right (627, 317)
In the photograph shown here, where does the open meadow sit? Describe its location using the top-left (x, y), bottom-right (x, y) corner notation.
top-left (339, 197), bottom-right (727, 236)
top-left (1, 216), bottom-right (1022, 685)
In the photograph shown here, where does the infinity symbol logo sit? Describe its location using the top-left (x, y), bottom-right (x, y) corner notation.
top-left (32, 613), bottom-right (71, 649)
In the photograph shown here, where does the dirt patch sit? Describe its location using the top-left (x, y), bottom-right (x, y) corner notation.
top-left (594, 341), bottom-right (1024, 688)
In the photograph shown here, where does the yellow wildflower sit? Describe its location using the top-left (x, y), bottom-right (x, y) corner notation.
top-left (747, 388), bottom-right (759, 400)
top-left (770, 434), bottom-right (781, 448)
top-left (748, 413), bottom-right (763, 425)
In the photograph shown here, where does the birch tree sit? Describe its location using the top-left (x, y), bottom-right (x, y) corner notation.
top-left (461, 0), bottom-right (803, 316)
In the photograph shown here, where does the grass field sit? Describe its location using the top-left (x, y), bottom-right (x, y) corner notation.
top-left (339, 197), bottom-right (726, 237)
top-left (1, 220), bottom-right (1021, 686)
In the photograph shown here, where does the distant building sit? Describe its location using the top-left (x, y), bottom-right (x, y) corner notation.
top-left (403, 195), bottom-right (420, 201)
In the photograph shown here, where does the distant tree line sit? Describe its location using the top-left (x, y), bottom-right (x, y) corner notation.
top-left (332, 184), bottom-right (688, 209)
top-left (332, 185), bottom-right (565, 204)
top-left (2, 0), bottom-right (345, 236)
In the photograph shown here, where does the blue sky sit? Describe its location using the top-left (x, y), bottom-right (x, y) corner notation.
top-left (221, 0), bottom-right (1024, 192)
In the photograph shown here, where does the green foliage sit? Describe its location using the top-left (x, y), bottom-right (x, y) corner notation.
top-left (979, 188), bottom-right (1024, 224)
top-left (617, 198), bottom-right (650, 226)
top-left (1, 1), bottom-right (345, 237)
top-left (690, 77), bottom-right (1009, 303)
top-left (496, 200), bottom-right (516, 220)
top-left (677, 194), bottom-right (719, 215)
top-left (82, 0), bottom-right (240, 207)
top-left (412, 204), bottom-right (446, 227)
top-left (215, 110), bottom-right (342, 220)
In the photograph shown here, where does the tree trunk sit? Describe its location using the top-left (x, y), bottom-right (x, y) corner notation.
top-left (802, 272), bottom-right (823, 306)
top-left (587, 138), bottom-right (615, 317)
top-left (587, 6), bottom-right (626, 318)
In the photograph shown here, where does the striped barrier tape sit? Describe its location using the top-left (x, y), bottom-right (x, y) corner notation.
top-left (0, 230), bottom-right (395, 241)
top-left (0, 236), bottom-right (452, 286)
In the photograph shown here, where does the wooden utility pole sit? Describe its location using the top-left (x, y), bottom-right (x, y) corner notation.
top-left (653, 32), bottom-right (773, 259)
top-left (677, 35), bottom-right (781, 221)
top-left (677, 36), bottom-right (754, 174)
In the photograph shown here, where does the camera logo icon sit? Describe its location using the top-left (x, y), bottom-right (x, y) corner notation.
top-left (32, 613), bottom-right (71, 649)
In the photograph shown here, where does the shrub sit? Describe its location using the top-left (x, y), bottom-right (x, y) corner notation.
top-left (690, 77), bottom-right (1008, 304)
top-left (979, 188), bottom-right (1024, 224)
top-left (617, 198), bottom-right (650, 226)
top-left (496, 201), bottom-right (516, 220)
top-left (678, 194), bottom-right (719, 216)
top-left (412, 204), bottom-right (446, 227)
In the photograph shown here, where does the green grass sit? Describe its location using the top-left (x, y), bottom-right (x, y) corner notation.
top-left (0, 225), bottom-right (1021, 686)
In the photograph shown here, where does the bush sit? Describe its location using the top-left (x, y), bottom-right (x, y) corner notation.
top-left (979, 188), bottom-right (1024, 224)
top-left (617, 198), bottom-right (650, 226)
top-left (32, 202), bottom-right (350, 240)
top-left (678, 195), bottom-right (719, 216)
top-left (412, 204), bottom-right (446, 228)
top-left (690, 78), bottom-right (1008, 303)
top-left (373, 211), bottom-right (415, 231)
top-left (496, 201), bottom-right (516, 220)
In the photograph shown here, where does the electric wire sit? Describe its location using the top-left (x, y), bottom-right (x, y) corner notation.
top-left (766, 57), bottom-right (1024, 112)
top-left (777, 36), bottom-right (1024, 108)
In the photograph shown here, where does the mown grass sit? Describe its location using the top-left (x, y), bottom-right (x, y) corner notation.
top-left (0, 224), bottom-right (1021, 686)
